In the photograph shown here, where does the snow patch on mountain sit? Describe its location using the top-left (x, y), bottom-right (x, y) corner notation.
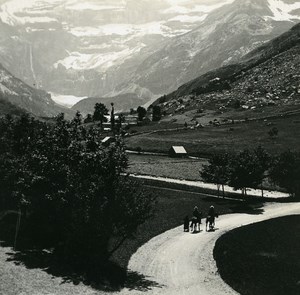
top-left (66, 2), bottom-right (125, 11)
top-left (54, 44), bottom-right (146, 71)
top-left (162, 0), bottom-right (234, 14)
top-left (0, 0), bottom-right (61, 25)
top-left (169, 14), bottom-right (207, 23)
top-left (70, 22), bottom-right (185, 38)
top-left (267, 0), bottom-right (300, 21)
top-left (50, 92), bottom-right (87, 107)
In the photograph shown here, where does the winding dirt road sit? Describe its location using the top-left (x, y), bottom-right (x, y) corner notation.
top-left (122, 202), bottom-right (300, 295)
top-left (0, 202), bottom-right (299, 295)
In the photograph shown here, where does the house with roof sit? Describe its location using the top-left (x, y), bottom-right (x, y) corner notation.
top-left (168, 146), bottom-right (188, 158)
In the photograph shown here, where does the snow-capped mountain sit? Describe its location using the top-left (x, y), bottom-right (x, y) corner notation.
top-left (0, 0), bottom-right (232, 108)
top-left (117, 0), bottom-right (300, 99)
top-left (0, 0), bottom-right (300, 112)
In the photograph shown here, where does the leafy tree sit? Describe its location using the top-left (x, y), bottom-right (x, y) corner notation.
top-left (0, 114), bottom-right (155, 268)
top-left (137, 106), bottom-right (147, 121)
top-left (152, 105), bottom-right (161, 121)
top-left (200, 153), bottom-right (231, 197)
top-left (269, 151), bottom-right (300, 198)
top-left (253, 146), bottom-right (271, 197)
top-left (229, 149), bottom-right (263, 197)
top-left (84, 114), bottom-right (93, 124)
top-left (110, 102), bottom-right (115, 131)
top-left (93, 103), bottom-right (108, 126)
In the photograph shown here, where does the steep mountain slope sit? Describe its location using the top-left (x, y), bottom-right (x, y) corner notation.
top-left (72, 93), bottom-right (145, 115)
top-left (153, 22), bottom-right (300, 119)
top-left (0, 0), bottom-right (230, 103)
top-left (1, 0), bottom-right (300, 111)
top-left (0, 63), bottom-right (74, 117)
top-left (115, 0), bottom-right (300, 99)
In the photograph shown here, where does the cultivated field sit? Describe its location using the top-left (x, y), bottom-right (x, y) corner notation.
top-left (125, 113), bottom-right (300, 157)
top-left (127, 154), bottom-right (207, 180)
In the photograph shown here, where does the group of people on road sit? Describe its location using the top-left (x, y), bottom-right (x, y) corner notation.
top-left (184, 205), bottom-right (217, 232)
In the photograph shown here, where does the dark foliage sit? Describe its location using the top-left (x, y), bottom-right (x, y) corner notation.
top-left (200, 147), bottom-right (271, 198)
top-left (200, 153), bottom-right (232, 197)
top-left (93, 103), bottom-right (108, 125)
top-left (0, 113), bottom-right (155, 269)
top-left (214, 216), bottom-right (300, 295)
top-left (152, 106), bottom-right (161, 122)
top-left (137, 106), bottom-right (147, 121)
top-left (269, 151), bottom-right (300, 198)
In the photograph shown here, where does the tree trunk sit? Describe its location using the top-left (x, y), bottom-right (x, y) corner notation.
top-left (108, 235), bottom-right (128, 257)
top-left (217, 184), bottom-right (220, 196)
top-left (14, 209), bottom-right (21, 251)
top-left (222, 184), bottom-right (225, 198)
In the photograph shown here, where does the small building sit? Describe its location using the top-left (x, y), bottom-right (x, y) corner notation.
top-left (124, 114), bottom-right (138, 126)
top-left (169, 146), bottom-right (188, 158)
top-left (101, 136), bottom-right (115, 147)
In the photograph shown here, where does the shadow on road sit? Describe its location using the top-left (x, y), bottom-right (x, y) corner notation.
top-left (1, 243), bottom-right (161, 292)
top-left (125, 271), bottom-right (163, 291)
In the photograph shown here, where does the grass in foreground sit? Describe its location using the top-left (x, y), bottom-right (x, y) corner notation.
top-left (214, 215), bottom-right (300, 295)
top-left (0, 185), bottom-right (255, 293)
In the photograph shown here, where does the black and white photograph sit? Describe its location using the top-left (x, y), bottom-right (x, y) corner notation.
top-left (0, 0), bottom-right (299, 294)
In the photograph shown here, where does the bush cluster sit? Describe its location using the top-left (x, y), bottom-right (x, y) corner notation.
top-left (0, 113), bottom-right (155, 268)
top-left (200, 146), bottom-right (300, 198)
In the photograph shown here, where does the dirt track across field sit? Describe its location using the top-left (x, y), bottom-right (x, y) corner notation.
top-left (122, 202), bottom-right (300, 295)
top-left (0, 202), bottom-right (299, 295)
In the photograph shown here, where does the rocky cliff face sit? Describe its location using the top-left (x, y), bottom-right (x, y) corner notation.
top-left (153, 22), bottom-right (300, 117)
top-left (0, 0), bottom-right (224, 100)
top-left (120, 0), bottom-right (300, 99)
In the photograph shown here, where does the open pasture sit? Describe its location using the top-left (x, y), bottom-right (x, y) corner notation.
top-left (125, 113), bottom-right (300, 157)
top-left (128, 154), bottom-right (207, 181)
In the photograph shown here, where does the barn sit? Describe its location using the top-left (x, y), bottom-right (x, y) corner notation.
top-left (168, 146), bottom-right (188, 158)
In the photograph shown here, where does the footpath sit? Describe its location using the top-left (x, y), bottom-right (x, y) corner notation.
top-left (129, 174), bottom-right (290, 199)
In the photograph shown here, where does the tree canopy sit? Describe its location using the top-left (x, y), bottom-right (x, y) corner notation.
top-left (269, 151), bottom-right (300, 198)
top-left (93, 102), bottom-right (108, 125)
top-left (200, 152), bottom-right (231, 197)
top-left (0, 113), bottom-right (155, 267)
top-left (137, 106), bottom-right (147, 121)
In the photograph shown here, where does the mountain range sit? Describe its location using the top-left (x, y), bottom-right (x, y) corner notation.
top-left (152, 21), bottom-right (300, 121)
top-left (0, 0), bottom-right (232, 107)
top-left (1, 0), bottom-right (300, 114)
top-left (116, 0), bottom-right (300, 98)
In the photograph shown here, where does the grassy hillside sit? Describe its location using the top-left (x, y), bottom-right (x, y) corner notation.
top-left (151, 23), bottom-right (300, 125)
top-left (125, 111), bottom-right (300, 157)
